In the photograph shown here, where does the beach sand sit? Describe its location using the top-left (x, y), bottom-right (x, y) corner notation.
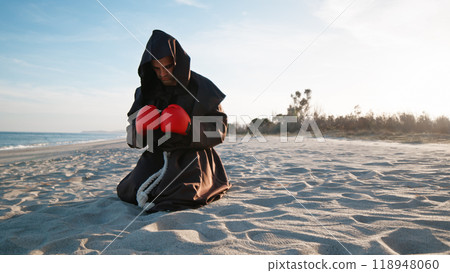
top-left (0, 136), bottom-right (449, 255)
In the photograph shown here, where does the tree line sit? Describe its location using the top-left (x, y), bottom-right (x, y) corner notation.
top-left (230, 89), bottom-right (450, 136)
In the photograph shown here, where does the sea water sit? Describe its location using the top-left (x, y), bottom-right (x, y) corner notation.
top-left (0, 131), bottom-right (126, 150)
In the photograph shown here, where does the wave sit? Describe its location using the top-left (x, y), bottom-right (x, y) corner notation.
top-left (0, 135), bottom-right (125, 151)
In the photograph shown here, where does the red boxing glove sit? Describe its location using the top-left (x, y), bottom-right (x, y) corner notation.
top-left (135, 105), bottom-right (161, 136)
top-left (160, 104), bottom-right (191, 135)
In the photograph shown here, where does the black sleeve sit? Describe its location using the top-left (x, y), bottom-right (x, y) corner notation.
top-left (190, 103), bottom-right (227, 149)
top-left (126, 88), bottom-right (146, 149)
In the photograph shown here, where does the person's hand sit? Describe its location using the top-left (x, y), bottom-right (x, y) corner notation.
top-left (161, 104), bottom-right (191, 136)
top-left (136, 105), bottom-right (161, 136)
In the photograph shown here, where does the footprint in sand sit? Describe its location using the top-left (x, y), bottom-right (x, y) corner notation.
top-left (381, 228), bottom-right (449, 254)
top-left (284, 167), bottom-right (310, 174)
top-left (247, 230), bottom-right (299, 246)
top-left (65, 176), bottom-right (83, 183)
top-left (352, 215), bottom-right (386, 224)
top-left (363, 161), bottom-right (394, 167)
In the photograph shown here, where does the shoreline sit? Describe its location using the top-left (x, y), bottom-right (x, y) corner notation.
top-left (0, 138), bottom-right (127, 164)
top-left (2, 131), bottom-right (448, 165)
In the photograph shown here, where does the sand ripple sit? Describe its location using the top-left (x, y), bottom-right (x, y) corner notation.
top-left (0, 137), bottom-right (449, 254)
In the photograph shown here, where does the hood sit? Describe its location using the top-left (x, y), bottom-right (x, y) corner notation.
top-left (138, 30), bottom-right (191, 87)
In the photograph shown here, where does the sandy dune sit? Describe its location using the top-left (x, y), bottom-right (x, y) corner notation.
top-left (0, 136), bottom-right (449, 254)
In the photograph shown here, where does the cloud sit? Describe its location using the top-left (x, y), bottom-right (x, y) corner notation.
top-left (182, 1), bottom-right (450, 119)
top-left (276, 0), bottom-right (445, 116)
top-left (180, 19), bottom-right (325, 118)
top-left (23, 2), bottom-right (52, 24)
top-left (0, 80), bottom-right (131, 132)
top-left (316, 0), bottom-right (450, 47)
top-left (174, 0), bottom-right (207, 9)
top-left (0, 56), bottom-right (66, 74)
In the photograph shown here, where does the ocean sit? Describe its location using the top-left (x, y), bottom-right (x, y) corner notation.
top-left (0, 131), bottom-right (126, 151)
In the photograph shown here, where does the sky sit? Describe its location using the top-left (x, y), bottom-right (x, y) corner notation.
top-left (0, 0), bottom-right (449, 132)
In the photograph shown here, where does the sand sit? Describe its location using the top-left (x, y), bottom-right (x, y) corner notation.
top-left (0, 136), bottom-right (449, 255)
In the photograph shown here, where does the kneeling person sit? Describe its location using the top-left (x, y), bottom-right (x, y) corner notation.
top-left (117, 30), bottom-right (231, 212)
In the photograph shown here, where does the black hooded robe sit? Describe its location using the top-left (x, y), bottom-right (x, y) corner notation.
top-left (117, 30), bottom-right (231, 212)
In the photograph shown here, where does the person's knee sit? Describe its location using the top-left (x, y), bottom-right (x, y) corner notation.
top-left (116, 179), bottom-right (138, 205)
